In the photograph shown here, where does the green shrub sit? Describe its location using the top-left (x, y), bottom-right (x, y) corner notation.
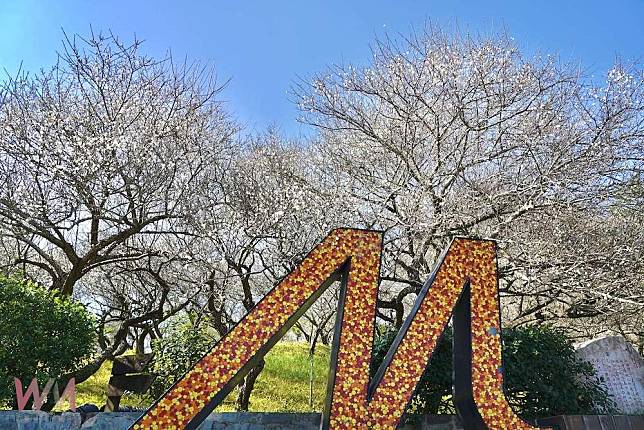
top-left (0, 277), bottom-right (96, 407)
top-left (370, 325), bottom-right (616, 419)
top-left (149, 315), bottom-right (217, 399)
top-left (502, 325), bottom-right (616, 417)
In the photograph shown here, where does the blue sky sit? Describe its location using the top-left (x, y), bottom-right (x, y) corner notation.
top-left (0, 1), bottom-right (642, 137)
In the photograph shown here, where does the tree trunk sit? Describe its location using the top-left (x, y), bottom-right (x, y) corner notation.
top-left (136, 330), bottom-right (148, 355)
top-left (56, 267), bottom-right (83, 296)
top-left (235, 358), bottom-right (265, 411)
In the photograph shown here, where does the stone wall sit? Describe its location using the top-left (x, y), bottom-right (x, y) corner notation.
top-left (575, 336), bottom-right (644, 415)
top-left (0, 411), bottom-right (642, 429)
top-left (0, 412), bottom-right (463, 430)
top-left (538, 414), bottom-right (644, 429)
top-left (0, 411), bottom-right (80, 429)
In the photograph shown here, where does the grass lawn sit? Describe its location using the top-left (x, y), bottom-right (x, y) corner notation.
top-left (68, 342), bottom-right (332, 412)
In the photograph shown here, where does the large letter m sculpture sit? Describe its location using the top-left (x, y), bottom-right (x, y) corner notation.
top-left (131, 229), bottom-right (550, 430)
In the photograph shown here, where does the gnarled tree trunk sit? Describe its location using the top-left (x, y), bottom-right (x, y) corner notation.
top-left (235, 358), bottom-right (265, 411)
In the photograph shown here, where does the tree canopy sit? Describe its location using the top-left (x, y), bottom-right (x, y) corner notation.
top-left (0, 28), bottom-right (641, 410)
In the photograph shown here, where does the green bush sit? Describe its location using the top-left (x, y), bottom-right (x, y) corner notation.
top-left (0, 277), bottom-right (96, 407)
top-left (502, 325), bottom-right (616, 417)
top-left (370, 325), bottom-right (616, 419)
top-left (149, 315), bottom-right (217, 399)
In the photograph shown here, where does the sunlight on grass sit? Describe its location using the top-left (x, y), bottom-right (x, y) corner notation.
top-left (69, 342), bottom-right (331, 412)
top-left (221, 342), bottom-right (331, 412)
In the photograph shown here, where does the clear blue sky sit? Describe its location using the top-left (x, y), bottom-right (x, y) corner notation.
top-left (0, 1), bottom-right (642, 137)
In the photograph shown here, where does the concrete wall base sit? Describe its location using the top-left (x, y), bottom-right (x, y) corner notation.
top-left (0, 411), bottom-right (642, 429)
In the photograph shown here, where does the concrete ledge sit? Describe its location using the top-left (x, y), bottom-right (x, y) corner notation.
top-left (0, 410), bottom-right (81, 429)
top-left (536, 414), bottom-right (644, 429)
top-left (80, 412), bottom-right (323, 430)
top-left (1, 411), bottom-right (642, 429)
top-left (0, 412), bottom-right (460, 430)
top-left (80, 412), bottom-right (140, 430)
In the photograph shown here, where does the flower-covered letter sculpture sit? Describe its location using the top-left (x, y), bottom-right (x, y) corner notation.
top-left (131, 229), bottom-right (548, 430)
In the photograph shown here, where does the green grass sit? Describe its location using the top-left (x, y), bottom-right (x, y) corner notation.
top-left (71, 342), bottom-right (332, 412)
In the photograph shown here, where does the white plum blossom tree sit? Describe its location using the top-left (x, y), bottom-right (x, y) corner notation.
top-left (295, 28), bottom-right (643, 347)
top-left (0, 31), bottom-right (238, 384)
